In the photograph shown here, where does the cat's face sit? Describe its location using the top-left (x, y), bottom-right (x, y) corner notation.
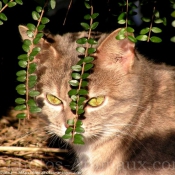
top-left (19, 26), bottom-right (141, 144)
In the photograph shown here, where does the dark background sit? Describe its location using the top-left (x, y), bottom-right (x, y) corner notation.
top-left (0, 0), bottom-right (175, 117)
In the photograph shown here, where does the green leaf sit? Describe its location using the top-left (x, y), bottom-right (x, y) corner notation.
top-left (3, 0), bottom-right (8, 4)
top-left (82, 73), bottom-right (89, 79)
top-left (29, 55), bottom-right (34, 61)
top-left (76, 38), bottom-right (87, 44)
top-left (141, 17), bottom-right (150, 22)
top-left (87, 38), bottom-right (97, 45)
top-left (73, 134), bottom-right (84, 144)
top-left (162, 17), bottom-right (167, 26)
top-left (18, 54), bottom-right (28, 60)
top-left (32, 11), bottom-right (40, 20)
top-left (30, 106), bottom-right (41, 113)
top-left (91, 22), bottom-right (99, 30)
top-left (27, 23), bottom-right (36, 31)
top-left (15, 98), bottom-right (25, 104)
top-left (78, 97), bottom-right (86, 105)
top-left (0, 2), bottom-right (2, 9)
top-left (41, 17), bottom-right (50, 24)
top-left (118, 12), bottom-right (126, 21)
top-left (16, 70), bottom-right (26, 76)
top-left (116, 34), bottom-right (126, 40)
top-left (84, 14), bottom-right (91, 20)
top-left (0, 20), bottom-right (3, 25)
top-left (136, 35), bottom-right (148, 41)
top-left (29, 63), bottom-right (37, 74)
top-left (71, 65), bottom-right (82, 72)
top-left (16, 84), bottom-right (25, 91)
top-left (71, 73), bottom-right (81, 79)
top-left (50, 0), bottom-right (56, 9)
top-left (91, 13), bottom-right (99, 19)
top-left (126, 27), bottom-right (134, 33)
top-left (171, 11), bottom-right (175, 18)
top-left (29, 75), bottom-right (37, 81)
top-left (150, 36), bottom-right (162, 43)
top-left (170, 36), bottom-right (175, 43)
top-left (75, 126), bottom-right (85, 133)
top-left (78, 109), bottom-right (84, 115)
top-left (78, 89), bottom-right (88, 95)
top-left (88, 48), bottom-right (96, 54)
top-left (81, 80), bottom-right (88, 87)
top-left (27, 30), bottom-right (34, 38)
top-left (118, 19), bottom-right (126, 24)
top-left (17, 89), bottom-right (26, 95)
top-left (84, 63), bottom-right (93, 71)
top-left (7, 1), bottom-right (16, 7)
top-left (37, 24), bottom-right (45, 31)
top-left (62, 133), bottom-right (72, 139)
top-left (16, 113), bottom-right (26, 119)
top-left (76, 46), bottom-right (85, 54)
top-left (154, 19), bottom-right (163, 24)
top-left (22, 44), bottom-right (30, 52)
top-left (140, 27), bottom-right (150, 35)
top-left (67, 119), bottom-right (74, 125)
top-left (15, 0), bottom-right (23, 5)
top-left (71, 95), bottom-right (77, 101)
top-left (80, 22), bottom-right (90, 30)
top-left (29, 90), bottom-right (40, 97)
top-left (76, 120), bottom-right (83, 127)
top-left (36, 6), bottom-right (42, 12)
top-left (68, 89), bottom-right (77, 96)
top-left (17, 75), bottom-right (26, 82)
top-left (84, 2), bottom-right (90, 9)
top-left (0, 13), bottom-right (7, 21)
top-left (27, 99), bottom-right (37, 106)
top-left (18, 60), bottom-right (27, 68)
top-left (33, 37), bottom-right (40, 45)
top-left (84, 56), bottom-right (94, 63)
top-left (65, 127), bottom-right (73, 134)
top-left (127, 35), bottom-right (137, 43)
top-left (69, 80), bottom-right (79, 86)
top-left (154, 10), bottom-right (159, 18)
top-left (151, 27), bottom-right (162, 33)
top-left (14, 104), bottom-right (26, 111)
top-left (23, 39), bottom-right (32, 46)
top-left (28, 80), bottom-right (36, 88)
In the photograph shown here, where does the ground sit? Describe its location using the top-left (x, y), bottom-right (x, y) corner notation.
top-left (0, 109), bottom-right (77, 175)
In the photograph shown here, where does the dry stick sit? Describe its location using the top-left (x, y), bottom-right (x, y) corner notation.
top-left (25, 1), bottom-right (48, 119)
top-left (72, 5), bottom-right (94, 142)
top-left (0, 146), bottom-right (67, 153)
top-left (0, 0), bottom-right (13, 13)
top-left (147, 4), bottom-right (156, 42)
top-left (125, 0), bottom-right (128, 31)
top-left (63, 0), bottom-right (73, 25)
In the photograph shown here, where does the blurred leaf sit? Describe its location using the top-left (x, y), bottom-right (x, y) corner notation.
top-left (151, 27), bottom-right (162, 33)
top-left (30, 106), bottom-right (41, 113)
top-left (17, 89), bottom-right (26, 95)
top-left (118, 19), bottom-right (126, 24)
top-left (84, 56), bottom-right (94, 63)
top-left (76, 120), bottom-right (83, 127)
top-left (88, 48), bottom-right (96, 54)
top-left (27, 30), bottom-right (34, 38)
top-left (81, 80), bottom-right (88, 87)
top-left (84, 14), bottom-right (91, 20)
top-left (69, 80), bottom-right (79, 86)
top-left (136, 35), bottom-right (148, 41)
top-left (82, 73), bottom-right (89, 79)
top-left (84, 1), bottom-right (90, 9)
top-left (16, 113), bottom-right (26, 119)
top-left (163, 17), bottom-right (167, 26)
top-left (8, 1), bottom-right (16, 7)
top-left (91, 22), bottom-right (99, 30)
top-left (78, 89), bottom-right (88, 95)
top-left (127, 35), bottom-right (137, 43)
top-left (41, 17), bottom-right (50, 24)
top-left (76, 37), bottom-right (87, 44)
top-left (154, 10), bottom-right (159, 18)
top-left (87, 38), bottom-right (97, 45)
top-left (116, 34), bottom-right (125, 40)
top-left (16, 70), bottom-right (26, 76)
top-left (140, 27), bottom-right (150, 34)
top-left (84, 63), bottom-right (93, 71)
top-left (3, 0), bottom-right (8, 4)
top-left (126, 27), bottom-right (134, 33)
top-left (22, 44), bottom-right (30, 52)
top-left (65, 127), bottom-right (73, 134)
top-left (18, 60), bottom-right (27, 68)
top-left (15, 0), bottom-right (23, 5)
top-left (27, 23), bottom-right (36, 31)
top-left (37, 24), bottom-right (45, 31)
top-left (15, 98), bottom-right (25, 104)
top-left (72, 65), bottom-right (82, 72)
top-left (78, 109), bottom-right (84, 115)
top-left (29, 63), bottom-right (37, 74)
top-left (71, 95), bottom-right (77, 101)
top-left (29, 75), bottom-right (37, 81)
top-left (27, 99), bottom-right (37, 106)
top-left (18, 54), bottom-right (28, 60)
top-left (69, 101), bottom-right (76, 110)
top-left (170, 36), bottom-right (175, 42)
top-left (32, 11), bottom-right (40, 20)
top-left (91, 13), bottom-right (99, 19)
top-left (29, 90), bottom-right (40, 97)
top-left (118, 12), bottom-right (126, 21)
top-left (28, 80), bottom-right (36, 88)
top-left (62, 133), bottom-right (72, 139)
top-left (68, 89), bottom-right (77, 96)
top-left (36, 6), bottom-right (42, 12)
top-left (73, 134), bottom-right (84, 144)
top-left (0, 13), bottom-right (7, 21)
top-left (0, 20), bottom-right (3, 25)
top-left (150, 36), bottom-right (162, 43)
top-left (50, 0), bottom-right (56, 9)
top-left (171, 11), bottom-right (175, 18)
top-left (23, 39), bottom-right (32, 46)
top-left (141, 17), bottom-right (150, 22)
top-left (14, 104), bottom-right (26, 111)
top-left (17, 75), bottom-right (26, 82)
top-left (16, 84), bottom-right (25, 91)
top-left (67, 119), bottom-right (74, 125)
top-left (80, 22), bottom-right (90, 30)
top-left (76, 46), bottom-right (85, 53)
top-left (75, 126), bottom-right (85, 133)
top-left (154, 19), bottom-right (163, 24)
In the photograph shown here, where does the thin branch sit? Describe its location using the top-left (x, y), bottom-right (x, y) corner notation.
top-left (63, 0), bottom-right (73, 25)
top-left (0, 0), bottom-right (13, 13)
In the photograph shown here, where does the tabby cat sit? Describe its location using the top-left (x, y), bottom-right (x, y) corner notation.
top-left (19, 26), bottom-right (175, 175)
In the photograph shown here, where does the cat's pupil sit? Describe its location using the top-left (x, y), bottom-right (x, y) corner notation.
top-left (46, 94), bottom-right (62, 105)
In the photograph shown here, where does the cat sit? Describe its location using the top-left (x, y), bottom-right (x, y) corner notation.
top-left (19, 25), bottom-right (175, 175)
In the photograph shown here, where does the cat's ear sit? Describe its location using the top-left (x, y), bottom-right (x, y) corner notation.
top-left (95, 28), bottom-right (135, 73)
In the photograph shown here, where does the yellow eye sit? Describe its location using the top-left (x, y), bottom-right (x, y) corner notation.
top-left (88, 96), bottom-right (105, 107)
top-left (46, 94), bottom-right (62, 105)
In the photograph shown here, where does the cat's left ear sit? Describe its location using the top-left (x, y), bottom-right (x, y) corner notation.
top-left (95, 28), bottom-right (135, 73)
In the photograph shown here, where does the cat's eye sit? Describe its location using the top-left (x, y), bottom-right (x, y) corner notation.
top-left (88, 96), bottom-right (105, 107)
top-left (46, 94), bottom-right (62, 105)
